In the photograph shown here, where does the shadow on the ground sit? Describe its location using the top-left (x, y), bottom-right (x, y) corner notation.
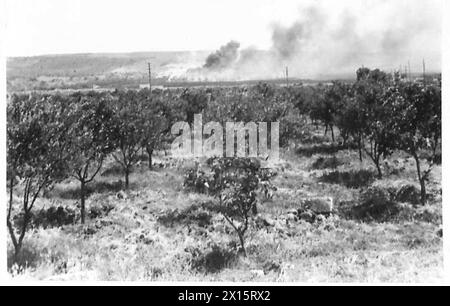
top-left (55, 180), bottom-right (124, 200)
top-left (296, 143), bottom-right (358, 157)
top-left (319, 169), bottom-right (375, 189)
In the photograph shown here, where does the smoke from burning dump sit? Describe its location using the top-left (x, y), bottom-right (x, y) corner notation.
top-left (179, 0), bottom-right (441, 81)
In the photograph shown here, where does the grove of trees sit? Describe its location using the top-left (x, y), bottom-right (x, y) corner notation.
top-left (6, 67), bottom-right (441, 260)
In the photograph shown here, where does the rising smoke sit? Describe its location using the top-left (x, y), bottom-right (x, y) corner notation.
top-left (203, 41), bottom-right (241, 70)
top-left (179, 0), bottom-right (441, 81)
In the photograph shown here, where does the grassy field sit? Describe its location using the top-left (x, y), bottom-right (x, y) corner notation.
top-left (7, 127), bottom-right (443, 282)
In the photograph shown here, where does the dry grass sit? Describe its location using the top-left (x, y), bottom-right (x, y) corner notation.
top-left (7, 136), bottom-right (443, 282)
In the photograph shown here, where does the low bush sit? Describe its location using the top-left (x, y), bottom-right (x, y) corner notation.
top-left (341, 187), bottom-right (400, 222)
top-left (189, 244), bottom-right (237, 274)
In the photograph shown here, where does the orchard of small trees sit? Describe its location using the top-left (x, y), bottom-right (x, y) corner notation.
top-left (6, 67), bottom-right (441, 261)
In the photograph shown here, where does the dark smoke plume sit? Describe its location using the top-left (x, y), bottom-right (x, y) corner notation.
top-left (203, 41), bottom-right (240, 70)
top-left (182, 0), bottom-right (441, 81)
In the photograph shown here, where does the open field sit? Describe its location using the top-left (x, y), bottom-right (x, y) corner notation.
top-left (7, 127), bottom-right (443, 282)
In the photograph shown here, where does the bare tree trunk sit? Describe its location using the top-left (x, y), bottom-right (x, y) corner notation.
top-left (125, 168), bottom-right (130, 189)
top-left (358, 137), bottom-right (363, 162)
top-left (7, 181), bottom-right (19, 259)
top-left (375, 160), bottom-right (382, 179)
top-left (330, 125), bottom-right (335, 142)
top-left (14, 208), bottom-right (30, 261)
top-left (80, 181), bottom-right (86, 224)
top-left (146, 147), bottom-right (154, 170)
top-left (413, 153), bottom-right (427, 205)
top-left (237, 231), bottom-right (246, 257)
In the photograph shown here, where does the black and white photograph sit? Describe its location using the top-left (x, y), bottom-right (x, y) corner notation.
top-left (0, 0), bottom-right (447, 287)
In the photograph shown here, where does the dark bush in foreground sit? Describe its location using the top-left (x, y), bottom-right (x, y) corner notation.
top-left (189, 245), bottom-right (237, 274)
top-left (319, 170), bottom-right (375, 188)
top-left (311, 156), bottom-right (344, 170)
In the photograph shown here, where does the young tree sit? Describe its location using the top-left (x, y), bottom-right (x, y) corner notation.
top-left (353, 68), bottom-right (394, 176)
top-left (110, 90), bottom-right (149, 189)
top-left (138, 90), bottom-right (170, 170)
top-left (388, 83), bottom-right (441, 205)
top-left (207, 157), bottom-right (264, 257)
top-left (310, 82), bottom-right (347, 142)
top-left (7, 94), bottom-right (69, 260)
top-left (66, 92), bottom-right (115, 223)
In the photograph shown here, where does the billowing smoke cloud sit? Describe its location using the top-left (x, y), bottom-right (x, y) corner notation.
top-left (172, 0), bottom-right (441, 81)
top-left (271, 7), bottom-right (326, 60)
top-left (203, 41), bottom-right (240, 69)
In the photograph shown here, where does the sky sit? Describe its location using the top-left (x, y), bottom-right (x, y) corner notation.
top-left (3, 0), bottom-right (443, 72)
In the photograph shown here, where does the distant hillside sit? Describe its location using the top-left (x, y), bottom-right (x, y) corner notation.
top-left (7, 51), bottom-right (212, 78)
top-left (6, 51), bottom-right (212, 92)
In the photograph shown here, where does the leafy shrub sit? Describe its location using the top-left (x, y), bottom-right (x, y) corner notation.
top-left (258, 168), bottom-right (278, 202)
top-left (319, 170), bottom-right (375, 188)
top-left (183, 168), bottom-right (211, 194)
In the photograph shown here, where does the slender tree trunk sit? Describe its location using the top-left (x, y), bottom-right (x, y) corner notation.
top-left (375, 159), bottom-right (382, 179)
top-left (413, 153), bottom-right (427, 205)
top-left (419, 178), bottom-right (427, 206)
top-left (368, 152), bottom-right (382, 179)
top-left (80, 181), bottom-right (86, 224)
top-left (7, 181), bottom-right (19, 260)
top-left (14, 209), bottom-right (30, 261)
top-left (125, 167), bottom-right (130, 189)
top-left (358, 135), bottom-right (362, 163)
top-left (342, 132), bottom-right (348, 146)
top-left (8, 178), bottom-right (14, 219)
top-left (147, 147), bottom-right (154, 170)
top-left (237, 231), bottom-right (246, 257)
top-left (330, 125), bottom-right (335, 142)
